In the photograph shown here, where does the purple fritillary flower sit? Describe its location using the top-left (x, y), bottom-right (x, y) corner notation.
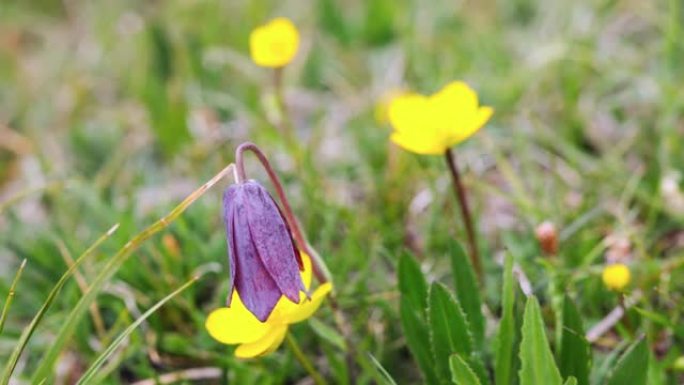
top-left (223, 180), bottom-right (305, 322)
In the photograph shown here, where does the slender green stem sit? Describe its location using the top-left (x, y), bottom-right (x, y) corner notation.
top-left (273, 67), bottom-right (294, 138)
top-left (271, 67), bottom-right (306, 169)
top-left (286, 333), bottom-right (327, 385)
top-left (0, 259), bottom-right (27, 335)
top-left (445, 148), bottom-right (483, 282)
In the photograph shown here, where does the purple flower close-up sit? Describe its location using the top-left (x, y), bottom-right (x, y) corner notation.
top-left (223, 180), bottom-right (306, 322)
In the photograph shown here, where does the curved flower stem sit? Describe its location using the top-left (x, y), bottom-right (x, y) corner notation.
top-left (445, 148), bottom-right (483, 282)
top-left (286, 333), bottom-right (328, 385)
top-left (234, 142), bottom-right (332, 284)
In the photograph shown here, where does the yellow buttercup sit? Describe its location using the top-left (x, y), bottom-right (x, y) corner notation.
top-left (249, 17), bottom-right (300, 68)
top-left (602, 263), bottom-right (631, 292)
top-left (388, 81), bottom-right (493, 155)
top-left (205, 253), bottom-right (332, 358)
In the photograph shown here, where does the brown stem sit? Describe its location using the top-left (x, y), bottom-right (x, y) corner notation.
top-left (235, 142), bottom-right (328, 283)
top-left (445, 148), bottom-right (483, 282)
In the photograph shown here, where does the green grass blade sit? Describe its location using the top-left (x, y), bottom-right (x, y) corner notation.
top-left (30, 164), bottom-right (234, 383)
top-left (605, 339), bottom-right (649, 385)
top-left (563, 376), bottom-right (577, 385)
top-left (558, 296), bottom-right (590, 385)
top-left (0, 259), bottom-right (27, 336)
top-left (1, 224), bottom-right (119, 385)
top-left (450, 354), bottom-right (482, 385)
top-left (428, 282), bottom-right (473, 385)
top-left (495, 253), bottom-right (516, 385)
top-left (76, 276), bottom-right (199, 384)
top-left (368, 353), bottom-right (398, 385)
top-left (518, 296), bottom-right (562, 385)
top-left (449, 241), bottom-right (485, 351)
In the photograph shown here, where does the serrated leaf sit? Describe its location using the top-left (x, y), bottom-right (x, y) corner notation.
top-left (450, 241), bottom-right (485, 350)
top-left (563, 376), bottom-right (577, 385)
top-left (495, 253), bottom-right (516, 385)
top-left (398, 252), bottom-right (437, 384)
top-left (450, 354), bottom-right (482, 385)
top-left (398, 252), bottom-right (428, 317)
top-left (428, 283), bottom-right (473, 385)
top-left (559, 296), bottom-right (590, 385)
top-left (400, 297), bottom-right (439, 385)
top-left (518, 296), bottom-right (563, 385)
top-left (605, 339), bottom-right (649, 385)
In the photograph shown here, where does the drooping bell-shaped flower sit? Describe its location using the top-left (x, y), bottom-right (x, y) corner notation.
top-left (223, 180), bottom-right (306, 322)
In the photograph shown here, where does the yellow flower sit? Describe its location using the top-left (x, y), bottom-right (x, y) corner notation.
top-left (375, 89), bottom-right (408, 125)
top-left (602, 263), bottom-right (631, 291)
top-left (388, 81), bottom-right (493, 155)
top-left (249, 17), bottom-right (300, 68)
top-left (206, 253), bottom-right (332, 358)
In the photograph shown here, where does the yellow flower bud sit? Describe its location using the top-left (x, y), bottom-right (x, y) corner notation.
top-left (601, 263), bottom-right (631, 291)
top-left (249, 17), bottom-right (299, 68)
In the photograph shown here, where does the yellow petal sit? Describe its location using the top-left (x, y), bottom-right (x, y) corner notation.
top-left (388, 94), bottom-right (432, 134)
top-left (445, 106), bottom-right (494, 146)
top-left (390, 131), bottom-right (447, 155)
top-left (235, 325), bottom-right (289, 358)
top-left (430, 81), bottom-right (478, 114)
top-left (205, 293), bottom-right (273, 345)
top-left (300, 252), bottom-right (313, 290)
top-left (283, 282), bottom-right (333, 324)
top-left (249, 17), bottom-right (299, 68)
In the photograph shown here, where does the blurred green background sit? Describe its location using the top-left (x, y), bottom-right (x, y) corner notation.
top-left (1, 0), bottom-right (683, 383)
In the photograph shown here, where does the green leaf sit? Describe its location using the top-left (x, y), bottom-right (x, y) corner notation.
top-left (400, 298), bottom-right (439, 385)
top-left (309, 317), bottom-right (347, 352)
top-left (563, 377), bottom-right (577, 385)
top-left (428, 283), bottom-right (473, 385)
top-left (518, 296), bottom-right (563, 385)
top-left (559, 297), bottom-right (590, 385)
top-left (76, 276), bottom-right (198, 384)
top-left (398, 252), bottom-right (428, 317)
top-left (369, 354), bottom-right (398, 385)
top-left (450, 241), bottom-right (485, 350)
top-left (495, 253), bottom-right (517, 385)
top-left (605, 339), bottom-right (649, 385)
top-left (450, 354), bottom-right (482, 385)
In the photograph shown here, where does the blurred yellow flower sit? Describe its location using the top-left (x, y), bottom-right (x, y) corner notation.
top-left (602, 263), bottom-right (631, 291)
top-left (375, 89), bottom-right (408, 125)
top-left (206, 253), bottom-right (332, 358)
top-left (388, 81), bottom-right (493, 155)
top-left (249, 17), bottom-right (299, 68)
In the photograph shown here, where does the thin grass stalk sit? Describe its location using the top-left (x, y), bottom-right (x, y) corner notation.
top-left (30, 163), bottom-right (235, 383)
top-left (76, 276), bottom-right (200, 384)
top-left (1, 224), bottom-right (119, 385)
top-left (0, 259), bottom-right (27, 336)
